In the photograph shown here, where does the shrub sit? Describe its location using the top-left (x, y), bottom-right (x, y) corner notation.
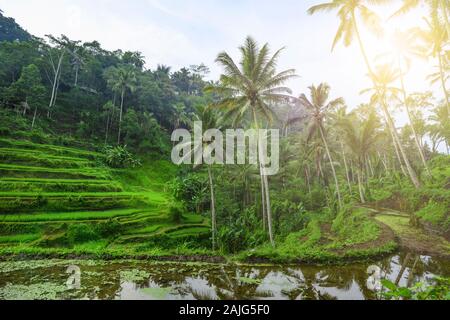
top-left (169, 174), bottom-right (208, 212)
top-left (416, 201), bottom-right (449, 230)
top-left (168, 205), bottom-right (184, 223)
top-left (217, 206), bottom-right (266, 253)
top-left (66, 223), bottom-right (100, 244)
top-left (102, 145), bottom-right (141, 168)
top-left (93, 220), bottom-right (123, 238)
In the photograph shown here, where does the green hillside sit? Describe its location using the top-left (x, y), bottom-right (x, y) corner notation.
top-left (0, 137), bottom-right (211, 258)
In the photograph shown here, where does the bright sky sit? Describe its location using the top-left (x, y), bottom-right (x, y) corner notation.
top-left (0, 0), bottom-right (441, 121)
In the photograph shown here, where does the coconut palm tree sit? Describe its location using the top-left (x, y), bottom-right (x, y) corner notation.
top-left (308, 0), bottom-right (385, 76)
top-left (308, 0), bottom-right (415, 176)
top-left (330, 105), bottom-right (353, 192)
top-left (297, 83), bottom-right (345, 209)
top-left (429, 103), bottom-right (450, 152)
top-left (362, 64), bottom-right (421, 188)
top-left (338, 111), bottom-right (381, 203)
top-left (415, 16), bottom-right (450, 115)
top-left (178, 104), bottom-right (222, 250)
top-left (105, 65), bottom-right (137, 144)
top-left (383, 29), bottom-right (432, 177)
top-left (206, 36), bottom-right (297, 246)
top-left (392, 0), bottom-right (450, 37)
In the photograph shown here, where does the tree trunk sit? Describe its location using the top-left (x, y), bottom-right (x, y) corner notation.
top-left (253, 109), bottom-right (274, 246)
top-left (357, 164), bottom-right (365, 204)
top-left (340, 140), bottom-right (352, 192)
top-left (305, 166), bottom-right (312, 197)
top-left (31, 106), bottom-right (38, 129)
top-left (382, 101), bottom-right (421, 188)
top-left (395, 253), bottom-right (411, 285)
top-left (105, 110), bottom-right (110, 145)
top-left (319, 125), bottom-right (342, 209)
top-left (207, 165), bottom-right (217, 251)
top-left (262, 171), bottom-right (274, 246)
top-left (117, 88), bottom-right (125, 145)
top-left (399, 61), bottom-right (432, 177)
top-left (350, 159), bottom-right (355, 183)
top-left (48, 51), bottom-right (65, 117)
top-left (378, 151), bottom-right (388, 172)
top-left (383, 111), bottom-right (408, 177)
top-left (352, 11), bottom-right (374, 77)
top-left (260, 172), bottom-right (267, 231)
top-left (74, 66), bottom-right (79, 87)
top-left (367, 155), bottom-right (375, 177)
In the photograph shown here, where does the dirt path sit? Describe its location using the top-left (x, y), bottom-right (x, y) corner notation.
top-left (368, 209), bottom-right (450, 258)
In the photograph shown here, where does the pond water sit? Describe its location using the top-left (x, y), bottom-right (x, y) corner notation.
top-left (0, 251), bottom-right (449, 300)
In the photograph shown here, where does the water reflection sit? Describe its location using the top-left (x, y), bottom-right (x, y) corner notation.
top-left (0, 252), bottom-right (448, 300)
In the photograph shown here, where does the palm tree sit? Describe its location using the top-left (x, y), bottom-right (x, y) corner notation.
top-left (429, 103), bottom-right (450, 153)
top-left (308, 1), bottom-right (422, 184)
top-left (206, 36), bottom-right (297, 246)
top-left (179, 105), bottom-right (221, 251)
top-left (362, 64), bottom-right (421, 188)
top-left (171, 103), bottom-right (190, 130)
top-left (384, 29), bottom-right (432, 177)
top-left (308, 0), bottom-right (385, 76)
top-left (392, 0), bottom-right (450, 38)
top-left (70, 46), bottom-right (85, 87)
top-left (330, 105), bottom-right (353, 192)
top-left (415, 16), bottom-right (450, 115)
top-left (309, 1), bottom-right (424, 187)
top-left (338, 111), bottom-right (381, 203)
top-left (105, 65), bottom-right (137, 144)
top-left (297, 83), bottom-right (345, 209)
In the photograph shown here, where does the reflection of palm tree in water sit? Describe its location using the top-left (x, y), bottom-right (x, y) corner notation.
top-left (280, 267), bottom-right (348, 300)
top-left (209, 266), bottom-right (272, 300)
top-left (394, 253), bottom-right (426, 288)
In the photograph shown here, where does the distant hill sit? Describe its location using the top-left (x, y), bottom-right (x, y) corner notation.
top-left (0, 9), bottom-right (32, 42)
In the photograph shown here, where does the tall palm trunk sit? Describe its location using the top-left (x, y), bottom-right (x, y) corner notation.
top-left (438, 54), bottom-right (450, 115)
top-left (105, 110), bottom-right (111, 144)
top-left (207, 165), bottom-right (217, 251)
top-left (352, 12), bottom-right (374, 77)
top-left (117, 88), bottom-right (125, 145)
top-left (74, 66), bottom-right (79, 87)
top-left (386, 115), bottom-right (408, 177)
top-left (381, 100), bottom-right (421, 188)
top-left (319, 125), bottom-right (342, 209)
top-left (399, 61), bottom-right (432, 177)
top-left (378, 151), bottom-right (388, 172)
top-left (253, 109), bottom-right (274, 246)
top-left (357, 161), bottom-right (366, 204)
top-left (367, 155), bottom-right (375, 177)
top-left (31, 106), bottom-right (38, 129)
top-left (262, 170), bottom-right (274, 246)
top-left (48, 52), bottom-right (65, 118)
top-left (350, 159), bottom-right (355, 183)
top-left (260, 172), bottom-right (267, 231)
top-left (340, 140), bottom-right (352, 192)
top-left (305, 166), bottom-right (312, 197)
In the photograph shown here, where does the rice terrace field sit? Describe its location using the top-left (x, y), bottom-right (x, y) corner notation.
top-left (0, 137), bottom-right (211, 257)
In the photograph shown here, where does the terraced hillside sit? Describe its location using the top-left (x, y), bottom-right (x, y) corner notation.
top-left (0, 138), bottom-right (211, 257)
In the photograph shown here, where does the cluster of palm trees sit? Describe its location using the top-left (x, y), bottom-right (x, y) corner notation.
top-left (104, 65), bottom-right (137, 144)
top-left (191, 0), bottom-right (449, 249)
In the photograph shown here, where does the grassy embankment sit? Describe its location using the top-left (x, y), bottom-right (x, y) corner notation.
top-left (241, 207), bottom-right (398, 264)
top-left (0, 137), bottom-right (212, 259)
